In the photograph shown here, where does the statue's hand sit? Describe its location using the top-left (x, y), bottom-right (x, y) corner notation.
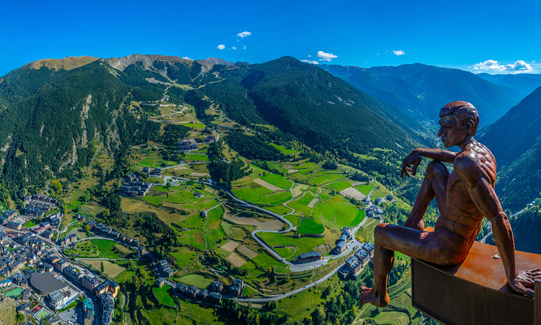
top-left (401, 150), bottom-right (423, 177)
top-left (404, 218), bottom-right (424, 231)
top-left (509, 268), bottom-right (541, 298)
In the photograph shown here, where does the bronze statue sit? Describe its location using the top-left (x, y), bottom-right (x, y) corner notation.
top-left (360, 101), bottom-right (541, 307)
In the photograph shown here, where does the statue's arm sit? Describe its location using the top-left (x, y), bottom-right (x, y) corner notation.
top-left (416, 148), bottom-right (457, 163)
top-left (401, 148), bottom-right (456, 177)
top-left (455, 158), bottom-right (537, 297)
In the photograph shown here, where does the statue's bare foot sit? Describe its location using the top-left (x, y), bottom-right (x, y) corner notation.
top-left (360, 286), bottom-right (389, 307)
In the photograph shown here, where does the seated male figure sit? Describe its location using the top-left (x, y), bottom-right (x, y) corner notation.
top-left (361, 101), bottom-right (540, 307)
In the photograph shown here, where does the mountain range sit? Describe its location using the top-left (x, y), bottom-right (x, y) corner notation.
top-left (320, 63), bottom-right (522, 127)
top-left (1, 54), bottom-right (541, 212)
top-left (0, 55), bottom-right (427, 199)
top-left (477, 87), bottom-right (541, 210)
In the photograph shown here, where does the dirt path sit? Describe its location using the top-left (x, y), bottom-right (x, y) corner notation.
top-left (340, 187), bottom-right (366, 200)
top-left (224, 214), bottom-right (284, 231)
top-left (307, 198), bottom-right (319, 208)
top-left (253, 178), bottom-right (281, 191)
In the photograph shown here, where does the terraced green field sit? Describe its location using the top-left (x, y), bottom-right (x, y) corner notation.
top-left (265, 191), bottom-right (293, 205)
top-left (92, 239), bottom-right (119, 259)
top-left (266, 205), bottom-right (293, 215)
top-left (286, 193), bottom-right (316, 217)
top-left (270, 143), bottom-right (298, 155)
top-left (144, 195), bottom-right (168, 206)
top-left (310, 173), bottom-right (346, 185)
top-left (325, 181), bottom-right (353, 192)
top-left (182, 153), bottom-right (210, 162)
top-left (356, 183), bottom-right (376, 195)
top-left (297, 218), bottom-right (325, 235)
top-left (260, 173), bottom-right (293, 189)
top-left (204, 206), bottom-right (226, 249)
top-left (177, 229), bottom-right (205, 251)
top-left (251, 251), bottom-right (289, 273)
top-left (153, 285), bottom-right (176, 308)
top-left (257, 232), bottom-right (325, 260)
top-left (313, 195), bottom-right (365, 229)
top-left (178, 274), bottom-right (214, 288)
top-left (232, 186), bottom-right (272, 205)
top-left (285, 214), bottom-right (300, 226)
top-left (373, 312), bottom-right (409, 325)
top-left (171, 247), bottom-right (198, 267)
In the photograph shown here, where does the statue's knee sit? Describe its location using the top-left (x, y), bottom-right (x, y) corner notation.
top-left (426, 160), bottom-right (448, 180)
top-left (374, 223), bottom-right (387, 242)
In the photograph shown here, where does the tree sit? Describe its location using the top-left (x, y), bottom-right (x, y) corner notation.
top-left (51, 179), bottom-right (63, 193)
top-left (101, 261), bottom-right (105, 273)
top-left (311, 307), bottom-right (326, 325)
top-left (322, 285), bottom-right (332, 299)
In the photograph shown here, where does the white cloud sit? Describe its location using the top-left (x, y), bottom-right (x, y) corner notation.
top-left (301, 60), bottom-right (319, 65)
top-left (237, 31), bottom-right (251, 38)
top-left (317, 51), bottom-right (338, 61)
top-left (243, 45), bottom-right (246, 50)
top-left (217, 44), bottom-right (225, 50)
top-left (473, 59), bottom-right (534, 73)
top-left (232, 46), bottom-right (237, 50)
top-left (308, 54), bottom-right (312, 57)
top-left (393, 50), bottom-right (405, 56)
top-left (182, 56), bottom-right (192, 60)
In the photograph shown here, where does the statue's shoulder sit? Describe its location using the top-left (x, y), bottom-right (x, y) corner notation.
top-left (453, 153), bottom-right (481, 186)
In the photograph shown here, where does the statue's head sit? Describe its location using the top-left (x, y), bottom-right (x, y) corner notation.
top-left (438, 101), bottom-right (479, 148)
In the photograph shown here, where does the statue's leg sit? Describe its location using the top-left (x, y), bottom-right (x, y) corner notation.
top-left (362, 160), bottom-right (449, 307)
top-left (406, 160), bottom-right (449, 229)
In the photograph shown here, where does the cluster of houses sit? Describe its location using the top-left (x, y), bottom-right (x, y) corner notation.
top-left (46, 253), bottom-right (118, 325)
top-left (158, 259), bottom-right (174, 277)
top-left (335, 227), bottom-right (354, 254)
top-left (87, 220), bottom-right (139, 247)
top-left (177, 136), bottom-right (215, 152)
top-left (177, 139), bottom-right (198, 151)
top-left (23, 194), bottom-right (58, 218)
top-left (27, 214), bottom-right (59, 239)
top-left (119, 173), bottom-right (153, 197)
top-left (5, 217), bottom-right (27, 230)
top-left (141, 167), bottom-right (162, 177)
top-left (338, 242), bottom-right (375, 280)
top-left (58, 233), bottom-right (78, 247)
top-left (373, 194), bottom-right (394, 206)
top-left (365, 205), bottom-right (384, 219)
top-left (0, 234), bottom-right (43, 277)
top-left (0, 210), bottom-right (17, 225)
top-left (162, 278), bottom-right (244, 306)
top-left (0, 226), bottom-right (119, 325)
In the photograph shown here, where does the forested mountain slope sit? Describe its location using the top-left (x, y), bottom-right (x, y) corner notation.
top-left (0, 56), bottom-right (99, 109)
top-left (204, 56), bottom-right (426, 155)
top-left (0, 55), bottom-right (427, 203)
top-left (478, 87), bottom-right (541, 168)
top-left (495, 140), bottom-right (541, 210)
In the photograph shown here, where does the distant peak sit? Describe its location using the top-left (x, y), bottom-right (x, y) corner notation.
top-left (203, 57), bottom-right (234, 66)
top-left (26, 56), bottom-right (100, 71)
top-left (106, 54), bottom-right (201, 71)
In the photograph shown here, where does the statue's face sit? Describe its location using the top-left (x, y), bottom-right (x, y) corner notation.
top-left (438, 113), bottom-right (467, 148)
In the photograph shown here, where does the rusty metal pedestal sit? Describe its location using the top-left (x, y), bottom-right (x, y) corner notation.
top-left (411, 241), bottom-right (541, 324)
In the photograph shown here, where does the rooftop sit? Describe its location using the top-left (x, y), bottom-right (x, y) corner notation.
top-left (29, 273), bottom-right (67, 295)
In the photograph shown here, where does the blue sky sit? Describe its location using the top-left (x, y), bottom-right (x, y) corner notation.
top-left (1, 0), bottom-right (540, 76)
